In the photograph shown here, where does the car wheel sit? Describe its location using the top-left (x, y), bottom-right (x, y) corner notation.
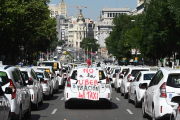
top-left (123, 88), bottom-right (127, 99)
top-left (128, 93), bottom-right (132, 103)
top-left (34, 96), bottom-right (38, 110)
top-left (121, 88), bottom-right (123, 96)
top-left (8, 112), bottom-right (11, 120)
top-left (142, 99), bottom-right (148, 118)
top-left (24, 102), bottom-right (31, 118)
top-left (39, 95), bottom-right (43, 105)
top-left (152, 107), bottom-right (157, 120)
top-left (116, 88), bottom-right (120, 93)
top-left (134, 93), bottom-right (140, 108)
top-left (18, 107), bottom-right (22, 120)
top-left (115, 88), bottom-right (117, 91)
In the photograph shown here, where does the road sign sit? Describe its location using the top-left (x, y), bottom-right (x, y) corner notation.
top-left (123, 58), bottom-right (126, 62)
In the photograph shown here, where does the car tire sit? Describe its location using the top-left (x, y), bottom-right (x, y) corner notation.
top-left (18, 107), bottom-right (22, 120)
top-left (142, 99), bottom-right (148, 118)
top-left (33, 96), bottom-right (38, 111)
top-left (121, 88), bottom-right (124, 96)
top-left (7, 112), bottom-right (11, 120)
top-left (115, 88), bottom-right (117, 91)
top-left (152, 107), bottom-right (157, 120)
top-left (116, 88), bottom-right (120, 93)
top-left (134, 93), bottom-right (140, 108)
top-left (123, 88), bottom-right (127, 99)
top-left (128, 93), bottom-right (132, 103)
top-left (39, 96), bottom-right (43, 106)
top-left (24, 102), bottom-right (31, 118)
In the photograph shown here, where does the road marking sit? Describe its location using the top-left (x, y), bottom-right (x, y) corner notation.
top-left (51, 109), bottom-right (57, 114)
top-left (126, 109), bottom-right (133, 114)
top-left (116, 97), bottom-right (120, 101)
top-left (61, 97), bottom-right (64, 100)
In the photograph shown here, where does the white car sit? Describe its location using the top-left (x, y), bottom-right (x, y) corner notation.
top-left (114, 66), bottom-right (128, 93)
top-left (170, 102), bottom-right (180, 120)
top-left (109, 67), bottom-right (120, 87)
top-left (128, 71), bottom-right (156, 107)
top-left (38, 61), bottom-right (64, 88)
top-left (35, 70), bottom-right (54, 99)
top-left (0, 85), bottom-right (11, 120)
top-left (37, 66), bottom-right (59, 93)
top-left (142, 68), bottom-right (180, 120)
top-left (0, 66), bottom-right (31, 119)
top-left (120, 67), bottom-right (150, 99)
top-left (64, 67), bottom-right (112, 109)
top-left (20, 67), bottom-right (44, 110)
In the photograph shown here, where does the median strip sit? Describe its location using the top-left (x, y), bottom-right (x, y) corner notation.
top-left (126, 109), bottom-right (133, 114)
top-left (51, 109), bottom-right (57, 114)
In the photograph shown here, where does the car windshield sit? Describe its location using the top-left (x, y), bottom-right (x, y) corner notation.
top-left (167, 74), bottom-right (180, 88)
top-left (144, 74), bottom-right (155, 80)
top-left (0, 71), bottom-right (9, 86)
top-left (36, 72), bottom-right (44, 78)
top-left (21, 72), bottom-right (29, 81)
top-left (99, 70), bottom-right (106, 80)
top-left (63, 66), bottom-right (68, 70)
top-left (131, 69), bottom-right (149, 77)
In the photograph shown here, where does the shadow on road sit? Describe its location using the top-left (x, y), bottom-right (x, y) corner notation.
top-left (24, 114), bottom-right (41, 120)
top-left (50, 96), bottom-right (59, 100)
top-left (38, 103), bottom-right (49, 111)
top-left (69, 102), bottom-right (118, 110)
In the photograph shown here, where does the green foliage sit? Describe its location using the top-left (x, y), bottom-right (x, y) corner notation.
top-left (81, 37), bottom-right (100, 52)
top-left (58, 40), bottom-right (65, 45)
top-left (0, 0), bottom-right (57, 64)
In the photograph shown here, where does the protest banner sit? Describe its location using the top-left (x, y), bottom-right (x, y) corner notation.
top-left (77, 68), bottom-right (99, 100)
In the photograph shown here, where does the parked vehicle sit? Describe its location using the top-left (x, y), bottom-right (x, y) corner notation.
top-left (142, 68), bottom-right (180, 119)
top-left (0, 65), bottom-right (31, 119)
top-left (128, 71), bottom-right (156, 107)
top-left (19, 67), bottom-right (43, 110)
top-left (64, 67), bottom-right (112, 109)
top-left (37, 61), bottom-right (64, 88)
top-left (35, 70), bottom-right (54, 99)
top-left (37, 66), bottom-right (59, 93)
top-left (0, 85), bottom-right (12, 120)
top-left (114, 66), bottom-right (128, 93)
top-left (120, 67), bottom-right (150, 99)
top-left (109, 67), bottom-right (120, 87)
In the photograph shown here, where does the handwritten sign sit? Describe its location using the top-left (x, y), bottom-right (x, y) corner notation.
top-left (77, 68), bottom-right (99, 100)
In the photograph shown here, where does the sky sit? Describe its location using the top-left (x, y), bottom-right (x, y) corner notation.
top-left (49, 0), bottom-right (137, 21)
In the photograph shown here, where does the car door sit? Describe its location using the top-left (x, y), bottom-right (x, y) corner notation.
top-left (30, 70), bottom-right (39, 102)
top-left (149, 71), bottom-right (163, 115)
top-left (146, 71), bottom-right (160, 114)
top-left (130, 73), bottom-right (140, 99)
top-left (133, 73), bottom-right (141, 99)
top-left (15, 69), bottom-right (27, 112)
top-left (19, 71), bottom-right (30, 110)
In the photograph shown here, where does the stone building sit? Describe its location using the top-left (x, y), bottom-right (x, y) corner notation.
top-left (68, 10), bottom-right (94, 48)
top-left (48, 0), bottom-right (67, 18)
top-left (94, 6), bottom-right (130, 59)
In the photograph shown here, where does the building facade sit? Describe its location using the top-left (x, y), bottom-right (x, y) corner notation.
top-left (48, 0), bottom-right (67, 18)
top-left (68, 11), bottom-right (94, 48)
top-left (94, 6), bottom-right (131, 59)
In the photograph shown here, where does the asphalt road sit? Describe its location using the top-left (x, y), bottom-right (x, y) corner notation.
top-left (24, 88), bottom-right (153, 120)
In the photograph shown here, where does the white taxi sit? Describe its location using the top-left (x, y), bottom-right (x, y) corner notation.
top-left (121, 67), bottom-right (150, 99)
top-left (64, 67), bottom-right (112, 109)
top-left (128, 71), bottom-right (156, 107)
top-left (142, 68), bottom-right (180, 120)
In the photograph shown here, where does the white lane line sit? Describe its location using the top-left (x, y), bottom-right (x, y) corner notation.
top-left (126, 109), bottom-right (133, 114)
top-left (51, 109), bottom-right (57, 114)
top-left (61, 97), bottom-right (64, 100)
top-left (116, 97), bottom-right (120, 101)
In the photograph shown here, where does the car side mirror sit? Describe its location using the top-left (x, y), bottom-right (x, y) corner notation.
top-left (5, 87), bottom-right (13, 94)
top-left (28, 80), bottom-right (33, 85)
top-left (57, 74), bottom-right (60, 76)
top-left (130, 80), bottom-right (133, 82)
top-left (139, 83), bottom-right (148, 89)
